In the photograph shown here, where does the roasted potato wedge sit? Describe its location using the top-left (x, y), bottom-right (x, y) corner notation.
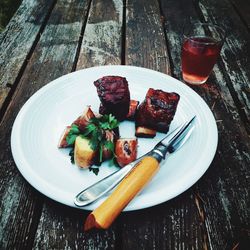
top-left (73, 106), bottom-right (95, 131)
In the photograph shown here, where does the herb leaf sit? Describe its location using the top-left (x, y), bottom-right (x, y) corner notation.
top-left (104, 140), bottom-right (114, 153)
top-left (85, 114), bottom-right (119, 169)
top-left (66, 124), bottom-right (80, 145)
top-left (70, 124), bottom-right (80, 133)
top-left (99, 114), bottom-right (119, 130)
top-left (66, 114), bottom-right (119, 175)
top-left (83, 123), bottom-right (96, 137)
top-left (89, 166), bottom-right (99, 175)
top-left (69, 148), bottom-right (75, 164)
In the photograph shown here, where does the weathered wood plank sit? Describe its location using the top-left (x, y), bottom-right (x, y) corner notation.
top-left (33, 0), bottom-right (124, 249)
top-left (198, 0), bottom-right (250, 130)
top-left (0, 0), bottom-right (56, 112)
top-left (0, 0), bottom-right (117, 249)
top-left (0, 0), bottom-right (249, 249)
top-left (76, 0), bottom-right (123, 69)
top-left (125, 0), bottom-right (170, 74)
top-left (0, 177), bottom-right (44, 250)
top-left (160, 0), bottom-right (250, 130)
top-left (120, 0), bottom-right (205, 249)
top-left (120, 191), bottom-right (207, 250)
top-left (160, 0), bottom-right (250, 248)
top-left (33, 200), bottom-right (116, 250)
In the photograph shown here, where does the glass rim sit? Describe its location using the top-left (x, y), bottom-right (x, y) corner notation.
top-left (183, 23), bottom-right (226, 45)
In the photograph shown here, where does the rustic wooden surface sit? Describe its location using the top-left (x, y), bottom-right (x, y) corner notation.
top-left (0, 0), bottom-right (56, 112)
top-left (161, 1), bottom-right (250, 249)
top-left (0, 0), bottom-right (249, 249)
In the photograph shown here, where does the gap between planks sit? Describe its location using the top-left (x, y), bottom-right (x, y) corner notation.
top-left (0, 0), bottom-right (58, 125)
top-left (193, 0), bottom-right (250, 136)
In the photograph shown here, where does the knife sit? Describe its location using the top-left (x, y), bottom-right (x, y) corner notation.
top-left (74, 116), bottom-right (196, 207)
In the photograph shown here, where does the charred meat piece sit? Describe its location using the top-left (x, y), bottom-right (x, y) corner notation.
top-left (136, 88), bottom-right (180, 133)
top-left (94, 76), bottom-right (130, 121)
top-left (99, 103), bottom-right (106, 116)
top-left (100, 99), bottom-right (139, 121)
top-left (115, 138), bottom-right (138, 167)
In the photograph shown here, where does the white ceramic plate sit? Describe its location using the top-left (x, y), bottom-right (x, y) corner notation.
top-left (11, 65), bottom-right (218, 211)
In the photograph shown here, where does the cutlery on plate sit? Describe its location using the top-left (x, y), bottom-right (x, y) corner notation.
top-left (75, 116), bottom-right (196, 209)
top-left (83, 116), bottom-right (196, 230)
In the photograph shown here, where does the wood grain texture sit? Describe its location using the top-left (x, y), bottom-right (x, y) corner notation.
top-left (125, 0), bottom-right (170, 74)
top-left (32, 0), bottom-right (124, 249)
top-left (76, 0), bottom-right (123, 69)
top-left (33, 200), bottom-right (116, 250)
top-left (120, 192), bottom-right (207, 250)
top-left (198, 0), bottom-right (250, 130)
top-left (160, 0), bottom-right (250, 248)
top-left (120, 0), bottom-right (205, 249)
top-left (0, 0), bottom-right (249, 249)
top-left (0, 0), bottom-right (96, 249)
top-left (0, 0), bottom-right (56, 112)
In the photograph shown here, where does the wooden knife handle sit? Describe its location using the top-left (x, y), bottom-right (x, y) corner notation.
top-left (84, 156), bottom-right (160, 230)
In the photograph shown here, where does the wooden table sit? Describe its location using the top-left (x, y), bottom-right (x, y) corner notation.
top-left (0, 0), bottom-right (249, 249)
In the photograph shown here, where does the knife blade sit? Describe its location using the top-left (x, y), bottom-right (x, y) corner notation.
top-left (74, 116), bottom-right (196, 207)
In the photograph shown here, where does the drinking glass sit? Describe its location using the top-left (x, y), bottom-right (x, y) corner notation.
top-left (181, 23), bottom-right (225, 85)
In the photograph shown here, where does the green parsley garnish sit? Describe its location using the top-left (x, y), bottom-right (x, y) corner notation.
top-left (66, 124), bottom-right (80, 146)
top-left (84, 114), bottom-right (119, 162)
top-left (66, 114), bottom-right (119, 175)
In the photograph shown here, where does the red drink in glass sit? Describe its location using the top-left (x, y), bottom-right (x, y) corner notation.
top-left (182, 37), bottom-right (222, 84)
top-left (181, 23), bottom-right (225, 84)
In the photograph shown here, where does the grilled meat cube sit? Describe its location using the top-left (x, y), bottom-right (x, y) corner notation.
top-left (100, 99), bottom-right (139, 121)
top-left (94, 76), bottom-right (130, 121)
top-left (136, 88), bottom-right (180, 133)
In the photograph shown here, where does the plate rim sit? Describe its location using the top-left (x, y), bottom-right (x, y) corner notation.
top-left (11, 65), bottom-right (218, 211)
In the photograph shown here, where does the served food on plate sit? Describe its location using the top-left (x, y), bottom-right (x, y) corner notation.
top-left (74, 136), bottom-right (96, 168)
top-left (115, 138), bottom-right (138, 167)
top-left (84, 117), bottom-right (196, 231)
top-left (58, 106), bottom-right (95, 148)
top-left (72, 106), bottom-right (96, 131)
top-left (135, 88), bottom-right (180, 134)
top-left (94, 76), bottom-right (130, 121)
top-left (58, 108), bottom-right (123, 174)
top-left (126, 100), bottom-right (140, 120)
top-left (58, 76), bottom-right (180, 175)
top-left (135, 126), bottom-right (156, 138)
